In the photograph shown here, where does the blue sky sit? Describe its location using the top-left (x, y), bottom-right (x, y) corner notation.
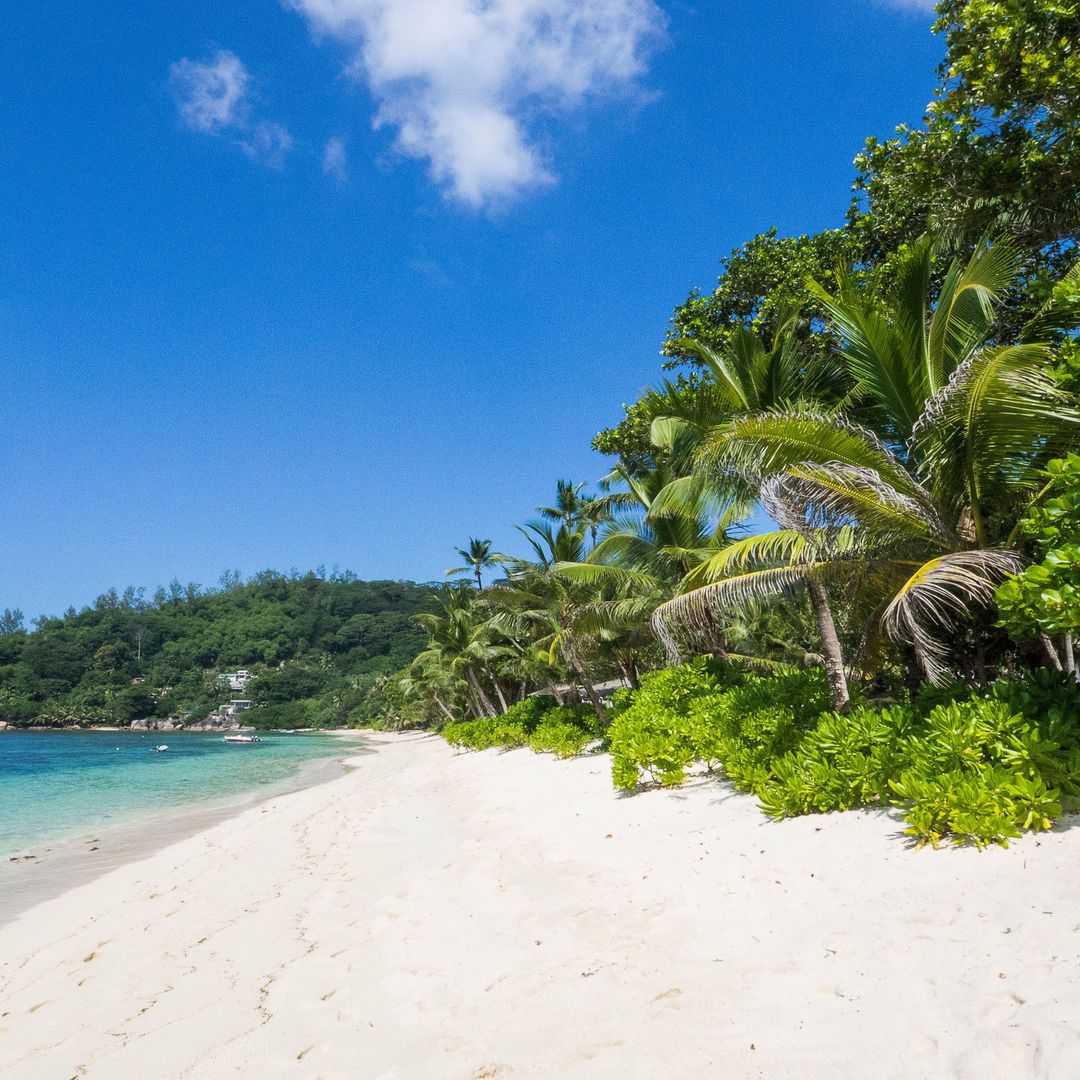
top-left (1, 0), bottom-right (940, 619)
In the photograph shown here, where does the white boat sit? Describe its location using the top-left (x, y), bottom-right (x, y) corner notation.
top-left (153, 745), bottom-right (168, 753)
top-left (223, 734), bottom-right (260, 744)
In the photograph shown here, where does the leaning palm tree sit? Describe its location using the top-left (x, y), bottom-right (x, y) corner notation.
top-left (447, 538), bottom-right (499, 590)
top-left (490, 522), bottom-right (613, 721)
top-left (657, 238), bottom-right (1080, 692)
top-left (414, 587), bottom-right (514, 717)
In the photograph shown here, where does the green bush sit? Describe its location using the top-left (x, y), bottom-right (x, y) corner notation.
top-left (442, 697), bottom-right (597, 755)
top-left (887, 698), bottom-right (1073, 848)
top-left (608, 658), bottom-right (730, 788)
top-left (757, 703), bottom-right (918, 816)
top-left (759, 695), bottom-right (1080, 848)
top-left (609, 659), bottom-right (1080, 848)
top-left (527, 706), bottom-right (605, 758)
top-left (502, 695), bottom-right (560, 733)
top-left (609, 663), bottom-right (829, 791)
top-left (442, 715), bottom-right (529, 751)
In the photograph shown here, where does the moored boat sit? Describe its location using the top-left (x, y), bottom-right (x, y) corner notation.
top-left (223, 734), bottom-right (261, 744)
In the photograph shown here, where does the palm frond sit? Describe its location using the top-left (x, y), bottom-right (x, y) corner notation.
top-left (927, 237), bottom-right (1019, 389)
top-left (705, 410), bottom-right (922, 498)
top-left (882, 549), bottom-right (1023, 684)
top-left (913, 344), bottom-right (1080, 535)
top-left (761, 464), bottom-right (951, 546)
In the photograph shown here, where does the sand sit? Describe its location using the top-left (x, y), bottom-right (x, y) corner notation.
top-left (1, 732), bottom-right (1079, 1079)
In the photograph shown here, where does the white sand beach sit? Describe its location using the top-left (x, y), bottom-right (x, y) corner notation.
top-left (2, 731), bottom-right (1080, 1079)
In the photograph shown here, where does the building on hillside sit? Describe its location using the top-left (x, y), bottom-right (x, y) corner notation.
top-left (219, 670), bottom-right (253, 692)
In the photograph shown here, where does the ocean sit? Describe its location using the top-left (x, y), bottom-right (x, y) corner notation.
top-left (0, 729), bottom-right (349, 856)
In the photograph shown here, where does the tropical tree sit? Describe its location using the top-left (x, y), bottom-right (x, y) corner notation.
top-left (413, 587), bottom-right (514, 718)
top-left (656, 238), bottom-right (1080, 695)
top-left (447, 538), bottom-right (499, 590)
top-left (558, 458), bottom-right (737, 662)
top-left (489, 521), bottom-right (612, 721)
top-left (539, 480), bottom-right (588, 527)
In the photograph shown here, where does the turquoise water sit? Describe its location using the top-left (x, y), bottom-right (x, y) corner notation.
top-left (0, 730), bottom-right (348, 855)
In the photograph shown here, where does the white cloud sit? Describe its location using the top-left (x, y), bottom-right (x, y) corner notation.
top-left (170, 50), bottom-right (250, 133)
top-left (171, 49), bottom-right (294, 168)
top-left (286, 0), bottom-right (667, 208)
top-left (239, 121), bottom-right (295, 168)
top-left (323, 135), bottom-right (348, 181)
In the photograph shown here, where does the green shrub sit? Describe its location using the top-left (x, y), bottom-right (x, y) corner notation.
top-left (758, 704), bottom-right (917, 816)
top-left (608, 658), bottom-right (729, 788)
top-left (442, 716), bottom-right (528, 751)
top-left (500, 695), bottom-right (560, 733)
top-left (610, 659), bottom-right (1080, 848)
top-left (759, 695), bottom-right (1080, 848)
top-left (888, 697), bottom-right (1078, 847)
top-left (527, 705), bottom-right (604, 758)
top-left (608, 663), bottom-right (827, 791)
top-left (989, 668), bottom-right (1080, 741)
top-left (442, 698), bottom-right (600, 757)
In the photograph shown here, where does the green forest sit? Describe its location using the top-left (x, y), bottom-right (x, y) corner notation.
top-left (381, 0), bottom-right (1080, 849)
top-left (0, 573), bottom-right (435, 729)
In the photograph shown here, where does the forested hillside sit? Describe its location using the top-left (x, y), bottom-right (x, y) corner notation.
top-left (0, 572), bottom-right (436, 729)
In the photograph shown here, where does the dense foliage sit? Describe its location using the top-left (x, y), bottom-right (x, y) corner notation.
top-left (443, 696), bottom-right (602, 758)
top-left (607, 661), bottom-right (1080, 848)
top-left (998, 454), bottom-right (1080, 650)
top-left (0, 572), bottom-right (434, 729)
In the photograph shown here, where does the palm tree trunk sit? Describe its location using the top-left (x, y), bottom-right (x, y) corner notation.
top-left (433, 694), bottom-right (456, 723)
top-left (576, 672), bottom-right (608, 724)
top-left (467, 669), bottom-right (497, 717)
top-left (1065, 633), bottom-right (1076, 677)
top-left (563, 641), bottom-right (608, 723)
top-left (805, 577), bottom-right (850, 711)
top-left (483, 664), bottom-right (509, 713)
top-left (474, 567), bottom-right (483, 590)
top-left (546, 682), bottom-right (566, 706)
top-left (1041, 634), bottom-right (1063, 671)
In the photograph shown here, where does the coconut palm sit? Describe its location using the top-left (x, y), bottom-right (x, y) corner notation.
top-left (556, 458), bottom-right (738, 658)
top-left (414, 587), bottom-right (515, 717)
top-left (447, 538), bottom-right (499, 590)
top-left (656, 239), bottom-right (1080, 694)
top-left (538, 480), bottom-right (588, 527)
top-left (639, 303), bottom-right (852, 482)
top-left (490, 522), bottom-right (613, 721)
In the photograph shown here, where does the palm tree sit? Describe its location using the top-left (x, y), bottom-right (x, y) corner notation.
top-left (491, 522), bottom-right (612, 722)
top-left (447, 538), bottom-right (499, 590)
top-left (557, 458), bottom-right (738, 660)
top-left (578, 495), bottom-right (611, 548)
top-left (414, 587), bottom-right (513, 717)
top-left (656, 238), bottom-right (1080, 694)
top-left (539, 480), bottom-right (587, 527)
top-left (538, 481), bottom-right (610, 547)
top-left (633, 303), bottom-right (852, 484)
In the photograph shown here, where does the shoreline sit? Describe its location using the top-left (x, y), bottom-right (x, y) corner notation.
top-left (0, 731), bottom-right (369, 926)
top-left (3, 732), bottom-right (1080, 1078)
